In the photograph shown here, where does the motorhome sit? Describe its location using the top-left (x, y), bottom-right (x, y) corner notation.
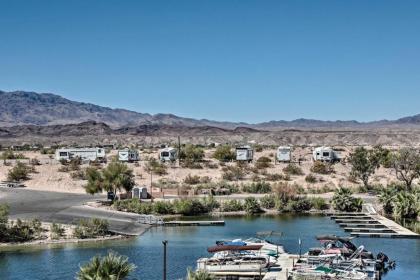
top-left (55, 147), bottom-right (106, 162)
top-left (159, 147), bottom-right (177, 162)
top-left (118, 149), bottom-right (140, 162)
top-left (236, 146), bottom-right (254, 162)
top-left (312, 147), bottom-right (340, 162)
top-left (277, 146), bottom-right (292, 162)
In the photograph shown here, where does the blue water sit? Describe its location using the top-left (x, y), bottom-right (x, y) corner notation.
top-left (0, 215), bottom-right (419, 280)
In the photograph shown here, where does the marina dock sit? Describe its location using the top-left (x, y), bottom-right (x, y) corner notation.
top-left (328, 210), bottom-right (419, 238)
top-left (263, 254), bottom-right (297, 280)
top-left (164, 220), bottom-right (225, 226)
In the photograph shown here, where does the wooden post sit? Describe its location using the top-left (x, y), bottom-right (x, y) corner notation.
top-left (162, 240), bottom-right (168, 280)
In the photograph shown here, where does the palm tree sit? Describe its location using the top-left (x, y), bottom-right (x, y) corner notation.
top-left (332, 187), bottom-right (362, 212)
top-left (379, 188), bottom-right (397, 215)
top-left (186, 268), bottom-right (213, 280)
top-left (392, 192), bottom-right (418, 220)
top-left (77, 251), bottom-right (136, 280)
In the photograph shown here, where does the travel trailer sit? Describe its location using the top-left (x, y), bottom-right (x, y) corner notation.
top-left (277, 146), bottom-right (292, 162)
top-left (312, 147), bottom-right (340, 162)
top-left (236, 146), bottom-right (254, 162)
top-left (55, 147), bottom-right (106, 162)
top-left (118, 149), bottom-right (140, 162)
top-left (159, 147), bottom-right (177, 162)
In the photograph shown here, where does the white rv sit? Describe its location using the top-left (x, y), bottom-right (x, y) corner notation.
top-left (277, 146), bottom-right (292, 162)
top-left (312, 147), bottom-right (340, 162)
top-left (118, 149), bottom-right (140, 162)
top-left (236, 146), bottom-right (254, 162)
top-left (159, 147), bottom-right (177, 162)
top-left (55, 147), bottom-right (106, 162)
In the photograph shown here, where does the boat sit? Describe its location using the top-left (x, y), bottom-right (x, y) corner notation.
top-left (197, 252), bottom-right (271, 273)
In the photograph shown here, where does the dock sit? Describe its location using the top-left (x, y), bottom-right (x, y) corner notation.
top-left (263, 254), bottom-right (297, 280)
top-left (328, 206), bottom-right (419, 238)
top-left (164, 220), bottom-right (225, 226)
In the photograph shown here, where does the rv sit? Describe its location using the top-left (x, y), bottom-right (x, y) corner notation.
top-left (118, 149), bottom-right (140, 162)
top-left (312, 147), bottom-right (340, 163)
top-left (236, 146), bottom-right (254, 162)
top-left (55, 147), bottom-right (106, 162)
top-left (277, 146), bottom-right (292, 162)
top-left (159, 147), bottom-right (177, 162)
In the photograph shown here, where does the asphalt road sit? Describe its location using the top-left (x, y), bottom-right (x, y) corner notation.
top-left (0, 188), bottom-right (150, 235)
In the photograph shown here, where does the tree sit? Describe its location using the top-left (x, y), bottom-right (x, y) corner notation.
top-left (243, 197), bottom-right (263, 214)
top-left (77, 251), bottom-right (136, 280)
top-left (392, 192), bottom-right (419, 220)
top-left (213, 145), bottom-right (235, 162)
top-left (378, 187), bottom-right (398, 215)
top-left (186, 268), bottom-right (214, 280)
top-left (348, 147), bottom-right (380, 188)
top-left (0, 204), bottom-right (9, 241)
top-left (180, 144), bottom-right (205, 162)
top-left (85, 162), bottom-right (135, 196)
top-left (392, 148), bottom-right (420, 190)
top-left (331, 187), bottom-right (363, 212)
top-left (7, 162), bottom-right (30, 181)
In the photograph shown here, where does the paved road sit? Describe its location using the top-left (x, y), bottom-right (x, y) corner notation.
top-left (0, 188), bottom-right (150, 235)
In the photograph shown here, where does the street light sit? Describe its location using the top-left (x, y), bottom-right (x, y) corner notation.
top-left (162, 240), bottom-right (168, 280)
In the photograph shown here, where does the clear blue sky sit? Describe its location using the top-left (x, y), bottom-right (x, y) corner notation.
top-left (0, 0), bottom-right (419, 123)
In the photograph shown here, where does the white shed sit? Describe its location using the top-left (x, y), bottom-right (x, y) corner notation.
top-left (55, 147), bottom-right (106, 162)
top-left (159, 147), bottom-right (177, 162)
top-left (118, 149), bottom-right (140, 162)
top-left (277, 146), bottom-right (292, 162)
top-left (236, 146), bottom-right (254, 162)
top-left (312, 147), bottom-right (340, 162)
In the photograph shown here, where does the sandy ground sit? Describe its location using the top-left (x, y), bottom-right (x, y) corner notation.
top-left (0, 147), bottom-right (409, 195)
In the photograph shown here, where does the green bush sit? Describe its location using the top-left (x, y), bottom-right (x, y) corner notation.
top-left (255, 157), bottom-right (272, 169)
top-left (184, 174), bottom-right (201, 185)
top-left (244, 197), bottom-right (263, 214)
top-left (286, 197), bottom-right (313, 212)
top-left (180, 144), bottom-right (205, 163)
top-left (213, 145), bottom-right (235, 162)
top-left (1, 150), bottom-right (26, 160)
top-left (283, 164), bottom-right (304, 176)
top-left (260, 195), bottom-right (276, 209)
top-left (305, 174), bottom-right (317, 183)
top-left (311, 161), bottom-right (334, 174)
top-left (172, 199), bottom-right (207, 216)
top-left (221, 200), bottom-right (244, 212)
top-left (113, 199), bottom-right (153, 214)
top-left (222, 165), bottom-right (246, 181)
top-left (310, 197), bottom-right (329, 210)
top-left (332, 187), bottom-right (363, 212)
top-left (242, 181), bottom-right (272, 194)
top-left (50, 223), bottom-right (66, 239)
top-left (152, 201), bottom-right (174, 215)
top-left (7, 162), bottom-right (30, 181)
top-left (73, 218), bottom-right (110, 239)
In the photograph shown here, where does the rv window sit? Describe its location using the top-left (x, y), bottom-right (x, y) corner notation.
top-left (59, 152), bottom-right (68, 157)
top-left (161, 152), bottom-right (169, 157)
top-left (98, 149), bottom-right (102, 153)
top-left (316, 152), bottom-right (320, 156)
top-left (323, 152), bottom-right (330, 157)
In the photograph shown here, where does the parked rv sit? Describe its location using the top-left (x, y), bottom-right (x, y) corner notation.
top-left (312, 146), bottom-right (341, 163)
top-left (55, 147), bottom-right (106, 162)
top-left (159, 147), bottom-right (177, 162)
top-left (236, 146), bottom-right (254, 162)
top-left (118, 149), bottom-right (140, 162)
top-left (276, 146), bottom-right (292, 162)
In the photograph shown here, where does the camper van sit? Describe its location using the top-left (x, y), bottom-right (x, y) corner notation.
top-left (312, 147), bottom-right (340, 163)
top-left (277, 146), bottom-right (292, 162)
top-left (236, 146), bottom-right (254, 162)
top-left (55, 147), bottom-right (106, 162)
top-left (118, 149), bottom-right (140, 162)
top-left (159, 147), bottom-right (177, 162)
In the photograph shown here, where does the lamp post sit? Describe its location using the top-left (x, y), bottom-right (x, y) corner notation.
top-left (162, 240), bottom-right (168, 280)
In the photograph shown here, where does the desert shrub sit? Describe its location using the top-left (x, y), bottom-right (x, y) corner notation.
top-left (7, 162), bottom-right (30, 181)
top-left (272, 182), bottom-right (298, 202)
top-left (283, 164), bottom-right (304, 176)
top-left (152, 201), bottom-right (174, 215)
top-left (181, 161), bottom-right (203, 169)
top-left (284, 197), bottom-right (313, 213)
top-left (180, 144), bottom-right (205, 163)
top-left (184, 174), bottom-right (201, 185)
top-left (265, 173), bottom-right (283, 181)
top-left (202, 195), bottom-right (220, 211)
top-left (1, 150), bottom-right (26, 160)
top-left (221, 200), bottom-right (244, 212)
top-left (255, 157), bottom-right (272, 169)
top-left (260, 195), bottom-right (276, 209)
top-left (204, 162), bottom-right (218, 169)
top-left (254, 145), bottom-right (264, 152)
top-left (305, 174), bottom-right (317, 183)
top-left (30, 158), bottom-right (41, 166)
top-left (113, 199), bottom-right (153, 214)
top-left (172, 199), bottom-right (207, 216)
top-left (71, 170), bottom-right (87, 180)
top-left (213, 145), bottom-right (235, 162)
top-left (311, 161), bottom-right (334, 174)
top-left (40, 148), bottom-right (55, 155)
top-left (7, 219), bottom-right (35, 242)
top-left (222, 165), bottom-right (246, 181)
top-left (244, 197), bottom-right (263, 214)
top-left (311, 197), bottom-right (329, 210)
top-left (144, 158), bottom-right (167, 175)
top-left (242, 181), bottom-right (271, 194)
top-left (216, 182), bottom-right (240, 194)
top-left (73, 218), bottom-right (109, 239)
top-left (50, 223), bottom-right (65, 239)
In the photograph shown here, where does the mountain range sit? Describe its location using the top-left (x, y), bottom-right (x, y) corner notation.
top-left (1, 90), bottom-right (419, 129)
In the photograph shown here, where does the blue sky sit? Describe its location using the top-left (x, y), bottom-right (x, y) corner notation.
top-left (0, 0), bottom-right (419, 123)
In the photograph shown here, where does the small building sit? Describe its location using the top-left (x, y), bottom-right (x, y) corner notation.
top-left (312, 146), bottom-right (340, 163)
top-left (159, 147), bottom-right (178, 162)
top-left (118, 149), bottom-right (140, 162)
top-left (236, 146), bottom-right (254, 162)
top-left (277, 146), bottom-right (292, 162)
top-left (55, 147), bottom-right (106, 162)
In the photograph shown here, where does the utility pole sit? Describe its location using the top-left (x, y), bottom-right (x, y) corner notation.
top-left (162, 240), bottom-right (168, 280)
top-left (177, 136), bottom-right (181, 167)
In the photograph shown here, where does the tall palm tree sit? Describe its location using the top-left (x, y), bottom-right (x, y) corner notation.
top-left (77, 251), bottom-right (136, 280)
top-left (186, 268), bottom-right (213, 280)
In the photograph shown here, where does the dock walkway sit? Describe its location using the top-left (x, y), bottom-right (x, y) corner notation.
top-left (263, 254), bottom-right (297, 280)
top-left (164, 220), bottom-right (225, 226)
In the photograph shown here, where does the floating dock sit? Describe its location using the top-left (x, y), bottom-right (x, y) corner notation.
top-left (164, 220), bottom-right (225, 226)
top-left (328, 207), bottom-right (419, 239)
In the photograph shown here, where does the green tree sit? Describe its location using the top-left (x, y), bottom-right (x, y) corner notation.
top-left (379, 187), bottom-right (398, 215)
top-left (186, 268), bottom-right (214, 280)
top-left (213, 145), bottom-right (235, 162)
top-left (243, 197), bottom-right (263, 214)
top-left (85, 162), bottom-right (135, 196)
top-left (392, 148), bottom-right (420, 190)
top-left (392, 192), bottom-right (419, 220)
top-left (0, 204), bottom-right (9, 241)
top-left (180, 144), bottom-right (205, 162)
top-left (77, 251), bottom-right (136, 280)
top-left (348, 147), bottom-right (380, 188)
top-left (7, 162), bottom-right (30, 181)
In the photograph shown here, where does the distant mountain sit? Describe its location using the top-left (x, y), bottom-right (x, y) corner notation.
top-left (0, 90), bottom-right (419, 129)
